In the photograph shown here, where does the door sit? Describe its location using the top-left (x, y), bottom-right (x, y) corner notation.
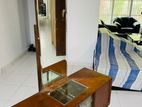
top-left (55, 0), bottom-right (66, 55)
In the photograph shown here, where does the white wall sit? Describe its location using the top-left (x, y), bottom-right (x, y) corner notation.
top-left (0, 0), bottom-right (30, 69)
top-left (27, 0), bottom-right (36, 46)
top-left (66, 0), bottom-right (100, 72)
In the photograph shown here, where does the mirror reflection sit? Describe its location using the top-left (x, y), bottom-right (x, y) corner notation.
top-left (38, 0), bottom-right (66, 68)
top-left (35, 0), bottom-right (67, 89)
top-left (95, 0), bottom-right (142, 91)
top-left (42, 70), bottom-right (63, 87)
top-left (48, 80), bottom-right (87, 105)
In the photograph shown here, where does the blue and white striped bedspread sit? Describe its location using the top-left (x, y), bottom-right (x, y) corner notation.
top-left (93, 28), bottom-right (142, 90)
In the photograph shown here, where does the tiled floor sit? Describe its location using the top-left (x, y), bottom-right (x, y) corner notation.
top-left (0, 52), bottom-right (38, 107)
top-left (109, 90), bottom-right (142, 107)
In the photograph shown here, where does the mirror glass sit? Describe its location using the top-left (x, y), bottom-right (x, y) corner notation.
top-left (42, 70), bottom-right (63, 86)
top-left (38, 0), bottom-right (65, 68)
top-left (35, 0), bottom-right (66, 89)
top-left (48, 80), bottom-right (87, 105)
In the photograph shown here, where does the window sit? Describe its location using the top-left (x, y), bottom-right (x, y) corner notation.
top-left (99, 0), bottom-right (142, 24)
top-left (113, 0), bottom-right (131, 20)
top-left (131, 0), bottom-right (142, 24)
top-left (99, 0), bottom-right (113, 24)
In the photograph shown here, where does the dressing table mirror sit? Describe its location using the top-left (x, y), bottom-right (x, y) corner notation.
top-left (34, 0), bottom-right (67, 91)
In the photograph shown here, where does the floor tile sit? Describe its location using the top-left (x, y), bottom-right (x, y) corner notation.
top-left (117, 91), bottom-right (142, 107)
top-left (0, 52), bottom-right (38, 106)
top-left (0, 84), bottom-right (19, 100)
top-left (0, 73), bottom-right (30, 85)
top-left (109, 91), bottom-right (121, 107)
top-left (10, 86), bottom-right (38, 106)
top-left (22, 74), bottom-right (38, 87)
top-left (0, 100), bottom-right (13, 107)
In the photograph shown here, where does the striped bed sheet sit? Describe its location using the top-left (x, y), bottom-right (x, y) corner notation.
top-left (93, 28), bottom-right (142, 90)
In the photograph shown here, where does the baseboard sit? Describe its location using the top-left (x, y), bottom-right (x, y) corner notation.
top-left (112, 86), bottom-right (141, 92)
top-left (1, 48), bottom-right (28, 72)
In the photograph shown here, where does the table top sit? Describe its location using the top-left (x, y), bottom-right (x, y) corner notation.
top-left (13, 68), bottom-right (112, 107)
top-left (128, 33), bottom-right (142, 42)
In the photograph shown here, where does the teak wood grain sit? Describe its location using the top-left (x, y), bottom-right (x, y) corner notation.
top-left (42, 60), bottom-right (67, 76)
top-left (13, 68), bottom-right (112, 107)
top-left (42, 60), bottom-right (67, 89)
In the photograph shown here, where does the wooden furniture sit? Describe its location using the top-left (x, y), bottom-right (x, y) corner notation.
top-left (42, 60), bottom-right (67, 89)
top-left (34, 25), bottom-right (42, 91)
top-left (34, 0), bottom-right (67, 91)
top-left (13, 68), bottom-right (112, 107)
top-left (51, 0), bottom-right (66, 56)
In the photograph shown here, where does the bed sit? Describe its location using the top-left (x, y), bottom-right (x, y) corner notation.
top-left (93, 28), bottom-right (142, 91)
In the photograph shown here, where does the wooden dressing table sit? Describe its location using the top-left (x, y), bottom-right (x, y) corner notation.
top-left (13, 68), bottom-right (112, 107)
